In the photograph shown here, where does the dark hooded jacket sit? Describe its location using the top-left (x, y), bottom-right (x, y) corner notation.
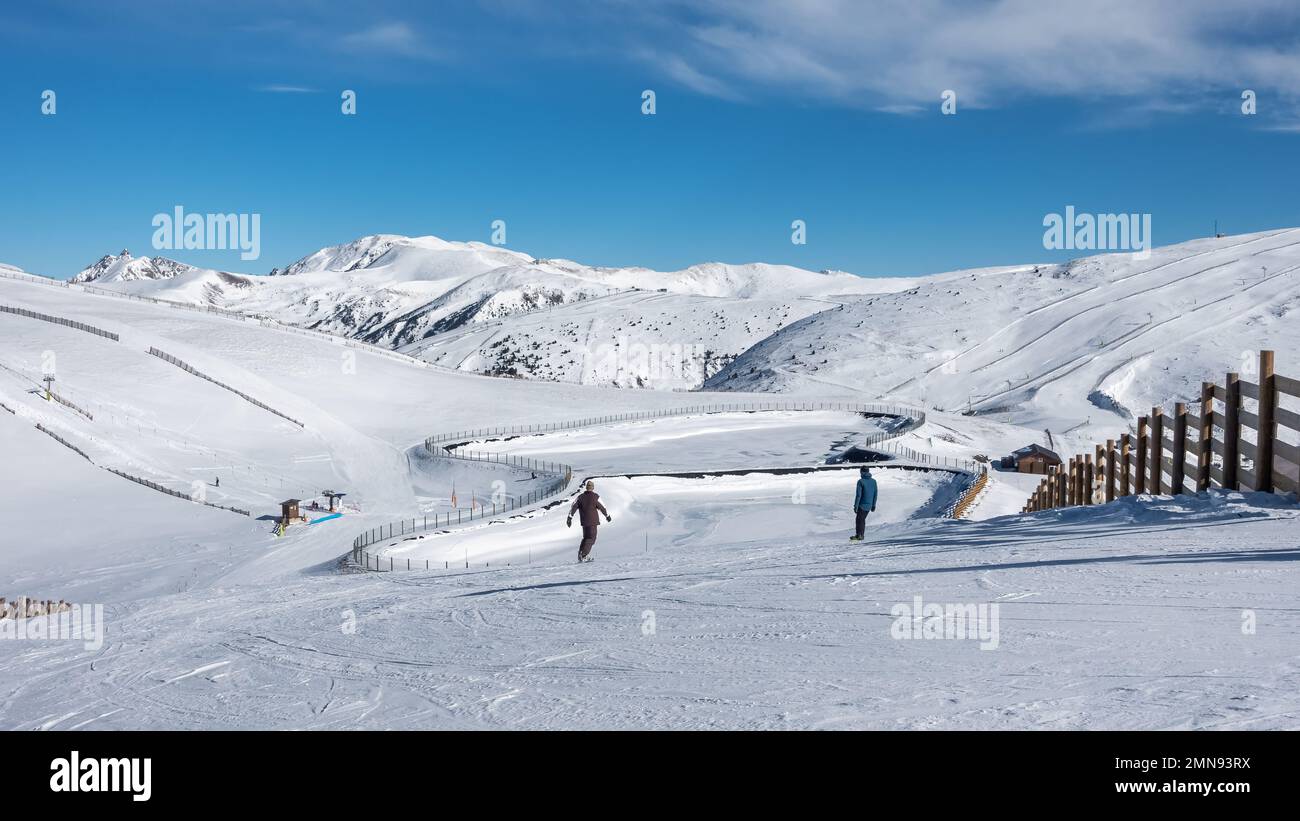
top-left (570, 490), bottom-right (609, 527)
top-left (854, 473), bottom-right (878, 512)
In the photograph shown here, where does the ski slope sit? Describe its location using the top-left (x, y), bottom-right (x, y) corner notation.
top-left (2, 235), bottom-right (1299, 730)
top-left (2, 480), bottom-right (1296, 730)
top-left (710, 229), bottom-right (1300, 440)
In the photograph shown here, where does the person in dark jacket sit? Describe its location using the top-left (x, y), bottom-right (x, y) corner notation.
top-left (567, 480), bottom-right (612, 561)
top-left (851, 466), bottom-right (878, 541)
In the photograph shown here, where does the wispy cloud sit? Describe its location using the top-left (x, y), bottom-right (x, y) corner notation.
top-left (339, 21), bottom-right (443, 61)
top-left (640, 51), bottom-right (743, 101)
top-left (256, 85), bottom-right (319, 94)
top-left (620, 0), bottom-right (1300, 113)
top-left (1258, 120), bottom-right (1300, 133)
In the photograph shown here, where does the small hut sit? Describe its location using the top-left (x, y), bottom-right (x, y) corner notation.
top-left (1000, 444), bottom-right (1062, 474)
top-left (280, 499), bottom-right (301, 525)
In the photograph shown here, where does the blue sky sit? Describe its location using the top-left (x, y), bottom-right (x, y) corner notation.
top-left (2, 0), bottom-right (1300, 279)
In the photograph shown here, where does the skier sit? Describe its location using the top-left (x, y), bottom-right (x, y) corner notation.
top-left (566, 480), bottom-right (611, 562)
top-left (214, 476), bottom-right (220, 488)
top-left (850, 466), bottom-right (878, 541)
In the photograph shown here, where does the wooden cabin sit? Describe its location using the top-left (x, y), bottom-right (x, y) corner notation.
top-left (1000, 444), bottom-right (1062, 474)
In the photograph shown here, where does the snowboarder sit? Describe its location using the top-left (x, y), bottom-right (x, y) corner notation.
top-left (850, 466), bottom-right (878, 541)
top-left (214, 476), bottom-right (220, 488)
top-left (567, 480), bottom-right (611, 562)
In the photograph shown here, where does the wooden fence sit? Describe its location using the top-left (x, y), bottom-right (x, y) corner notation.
top-left (0, 269), bottom-right (69, 288)
top-left (104, 467), bottom-right (250, 516)
top-left (1022, 350), bottom-right (1300, 512)
top-left (28, 418), bottom-right (251, 516)
top-left (147, 346), bottom-right (305, 428)
top-left (0, 303), bottom-right (119, 341)
top-left (34, 423), bottom-right (93, 461)
top-left (951, 470), bottom-right (990, 519)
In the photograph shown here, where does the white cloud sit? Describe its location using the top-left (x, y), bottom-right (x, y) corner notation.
top-left (630, 0), bottom-right (1300, 109)
top-left (339, 21), bottom-right (442, 61)
top-left (648, 52), bottom-right (743, 100)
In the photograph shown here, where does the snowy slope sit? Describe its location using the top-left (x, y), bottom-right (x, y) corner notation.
top-left (1, 268), bottom-right (1298, 730)
top-left (708, 229), bottom-right (1300, 439)
top-left (0, 272), bottom-right (793, 523)
top-left (2, 453), bottom-right (1297, 730)
top-left (402, 290), bottom-right (826, 387)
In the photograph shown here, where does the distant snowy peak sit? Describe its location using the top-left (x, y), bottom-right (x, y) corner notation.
top-left (261, 234), bottom-right (900, 298)
top-left (653, 262), bottom-right (877, 299)
top-left (269, 234), bottom-right (404, 276)
top-left (72, 249), bottom-right (195, 284)
top-left (268, 234), bottom-right (535, 276)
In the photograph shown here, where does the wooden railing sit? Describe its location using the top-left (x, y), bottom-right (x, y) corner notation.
top-left (1022, 350), bottom-right (1299, 512)
top-left (951, 470), bottom-right (989, 519)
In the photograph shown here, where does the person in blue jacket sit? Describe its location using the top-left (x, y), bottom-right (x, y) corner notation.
top-left (851, 466), bottom-right (878, 541)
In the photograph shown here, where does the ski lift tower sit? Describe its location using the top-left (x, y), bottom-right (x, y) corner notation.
top-left (42, 374), bottom-right (55, 400)
top-left (321, 490), bottom-right (346, 512)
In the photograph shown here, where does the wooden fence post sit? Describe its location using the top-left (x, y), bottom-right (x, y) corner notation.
top-left (1257, 350), bottom-right (1275, 493)
top-left (1197, 381), bottom-right (1213, 492)
top-left (1066, 458), bottom-right (1075, 505)
top-left (1171, 402), bottom-right (1187, 494)
top-left (1224, 371), bottom-right (1240, 490)
top-left (1092, 446), bottom-right (1102, 504)
top-left (1148, 406), bottom-right (1164, 494)
top-left (1135, 417), bottom-right (1148, 494)
top-left (1046, 466), bottom-right (1057, 509)
top-left (1080, 456), bottom-right (1088, 505)
top-left (1105, 439), bottom-right (1116, 502)
top-left (1084, 454), bottom-right (1094, 505)
top-left (1120, 434), bottom-right (1132, 496)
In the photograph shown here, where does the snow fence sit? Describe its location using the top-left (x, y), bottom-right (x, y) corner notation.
top-left (350, 401), bottom-right (967, 571)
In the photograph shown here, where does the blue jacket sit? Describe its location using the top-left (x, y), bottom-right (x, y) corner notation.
top-left (854, 475), bottom-right (878, 512)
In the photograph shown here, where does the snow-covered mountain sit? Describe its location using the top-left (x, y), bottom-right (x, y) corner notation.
top-left (402, 290), bottom-right (821, 388)
top-left (707, 228), bottom-right (1300, 434)
top-left (71, 249), bottom-right (195, 284)
top-left (66, 234), bottom-right (906, 386)
top-left (61, 228), bottom-right (1300, 412)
